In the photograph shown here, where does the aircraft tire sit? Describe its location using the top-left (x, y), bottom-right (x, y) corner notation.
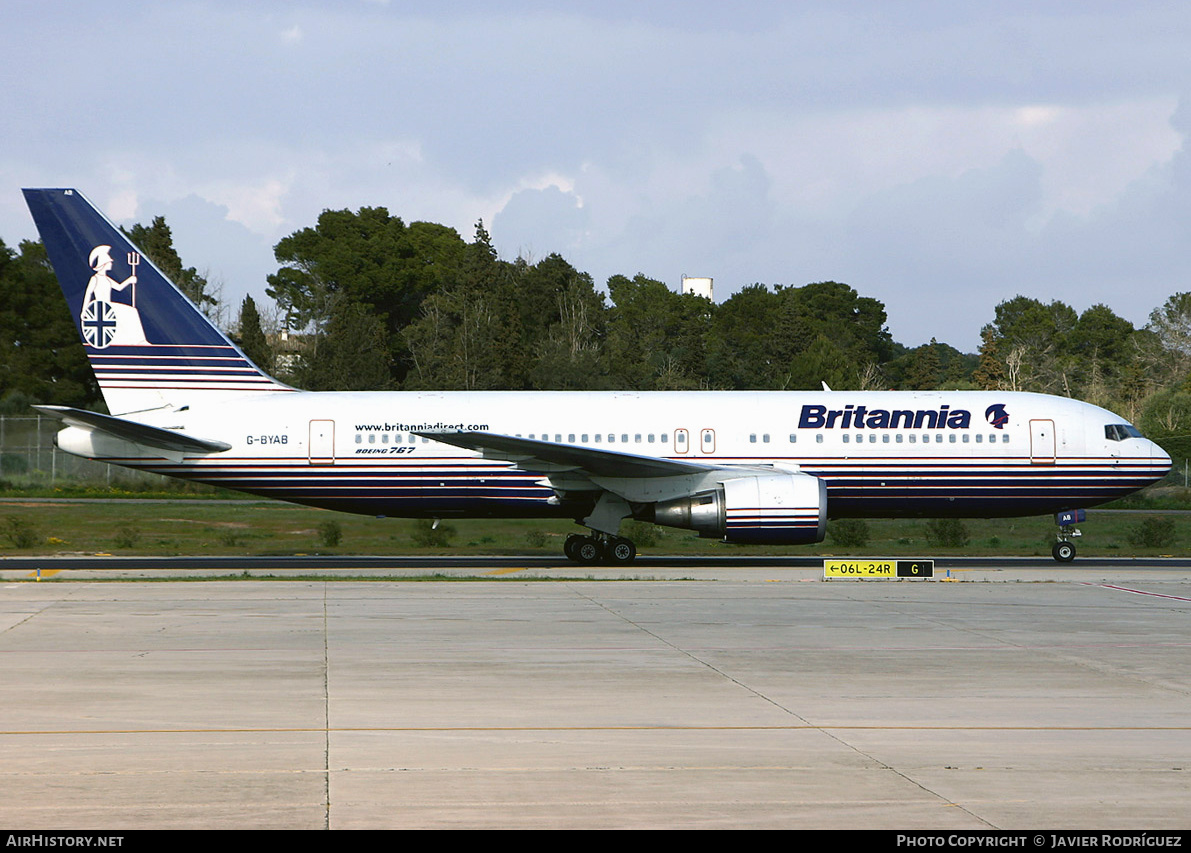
top-left (607, 537), bottom-right (636, 564)
top-left (563, 534), bottom-right (586, 562)
top-left (1052, 541), bottom-right (1076, 562)
top-left (575, 538), bottom-right (603, 564)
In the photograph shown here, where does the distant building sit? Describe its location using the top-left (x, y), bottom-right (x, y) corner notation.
top-left (681, 275), bottom-right (713, 301)
top-left (267, 327), bottom-right (311, 376)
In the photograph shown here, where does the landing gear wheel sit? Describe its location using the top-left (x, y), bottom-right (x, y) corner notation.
top-left (574, 537), bottom-right (603, 564)
top-left (563, 534), bottom-right (586, 563)
top-left (606, 537), bottom-right (636, 565)
top-left (1052, 541), bottom-right (1076, 563)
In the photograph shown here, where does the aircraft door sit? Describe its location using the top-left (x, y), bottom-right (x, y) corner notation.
top-left (674, 429), bottom-right (690, 455)
top-left (309, 419), bottom-right (335, 464)
top-left (1029, 419), bottom-right (1055, 464)
top-left (700, 428), bottom-right (716, 455)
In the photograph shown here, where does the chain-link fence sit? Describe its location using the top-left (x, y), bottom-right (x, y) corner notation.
top-left (0, 414), bottom-right (169, 487)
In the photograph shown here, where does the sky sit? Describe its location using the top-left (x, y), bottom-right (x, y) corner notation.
top-left (3, 1), bottom-right (1190, 351)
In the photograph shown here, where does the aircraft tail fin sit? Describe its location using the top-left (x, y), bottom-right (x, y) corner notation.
top-left (22, 188), bottom-right (291, 415)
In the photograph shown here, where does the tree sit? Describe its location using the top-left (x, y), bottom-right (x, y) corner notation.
top-left (233, 295), bottom-right (273, 375)
top-left (268, 207), bottom-right (471, 386)
top-left (972, 326), bottom-right (1006, 390)
top-left (1138, 389), bottom-right (1191, 460)
top-left (268, 207), bottom-right (467, 333)
top-left (984, 296), bottom-right (1078, 395)
top-left (0, 239), bottom-right (98, 408)
top-left (521, 256), bottom-right (610, 390)
top-left (400, 221), bottom-right (540, 391)
top-left (705, 284), bottom-right (786, 389)
top-left (1145, 292), bottom-right (1191, 389)
top-left (604, 274), bottom-right (711, 389)
top-left (297, 299), bottom-right (392, 391)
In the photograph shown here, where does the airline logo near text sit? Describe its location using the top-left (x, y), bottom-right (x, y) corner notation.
top-left (797, 404), bottom-right (1009, 430)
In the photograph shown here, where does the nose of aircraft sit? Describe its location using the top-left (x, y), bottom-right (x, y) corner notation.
top-left (1151, 440), bottom-right (1173, 476)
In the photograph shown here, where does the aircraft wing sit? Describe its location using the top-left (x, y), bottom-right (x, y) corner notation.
top-left (416, 430), bottom-right (717, 478)
top-left (33, 405), bottom-right (232, 454)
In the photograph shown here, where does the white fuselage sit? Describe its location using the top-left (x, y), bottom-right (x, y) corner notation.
top-left (63, 389), bottom-right (1170, 522)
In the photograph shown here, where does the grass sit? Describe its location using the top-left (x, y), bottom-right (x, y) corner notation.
top-left (0, 496), bottom-right (1185, 557)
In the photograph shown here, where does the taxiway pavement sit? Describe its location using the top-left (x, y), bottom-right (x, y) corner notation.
top-left (1, 562), bottom-right (1189, 829)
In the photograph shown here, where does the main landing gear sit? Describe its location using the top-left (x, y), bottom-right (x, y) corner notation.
top-left (1052, 509), bottom-right (1085, 563)
top-left (564, 532), bottom-right (637, 565)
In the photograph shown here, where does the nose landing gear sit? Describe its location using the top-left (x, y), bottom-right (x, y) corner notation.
top-left (1052, 509), bottom-right (1085, 562)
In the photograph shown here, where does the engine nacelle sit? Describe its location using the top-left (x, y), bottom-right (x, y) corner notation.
top-left (647, 472), bottom-right (827, 544)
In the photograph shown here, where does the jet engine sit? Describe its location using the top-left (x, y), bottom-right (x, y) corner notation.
top-left (645, 471), bottom-right (827, 544)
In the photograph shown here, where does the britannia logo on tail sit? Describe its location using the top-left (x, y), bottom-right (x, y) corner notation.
top-left (81, 245), bottom-right (149, 348)
top-left (985, 403), bottom-right (1010, 429)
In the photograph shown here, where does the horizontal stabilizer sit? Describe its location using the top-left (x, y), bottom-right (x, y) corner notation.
top-left (33, 405), bottom-right (231, 454)
top-left (416, 430), bottom-right (716, 478)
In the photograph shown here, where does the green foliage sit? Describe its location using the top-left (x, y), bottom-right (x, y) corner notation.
top-left (113, 525), bottom-right (140, 549)
top-left (924, 518), bottom-right (970, 549)
top-left (412, 518), bottom-right (455, 547)
top-left (218, 528), bottom-right (245, 547)
top-left (318, 520), bottom-right (343, 547)
top-left (268, 207), bottom-right (470, 386)
top-left (620, 519), bottom-right (663, 548)
top-left (1139, 390), bottom-right (1191, 459)
top-left (0, 240), bottom-right (99, 407)
top-left (2, 514), bottom-right (39, 548)
top-left (827, 518), bottom-right (870, 548)
top-left (706, 281), bottom-right (895, 390)
top-left (605, 274), bottom-right (710, 390)
top-left (235, 295), bottom-right (273, 374)
top-left (1127, 516), bottom-right (1176, 549)
top-left (524, 529), bottom-right (548, 549)
top-left (0, 452), bottom-right (28, 475)
top-left (299, 299), bottom-right (392, 391)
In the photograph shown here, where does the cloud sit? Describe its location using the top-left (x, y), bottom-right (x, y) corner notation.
top-left (3, 2), bottom-right (1191, 353)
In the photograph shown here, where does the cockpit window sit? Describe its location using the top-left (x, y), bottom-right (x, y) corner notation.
top-left (1105, 424), bottom-right (1143, 441)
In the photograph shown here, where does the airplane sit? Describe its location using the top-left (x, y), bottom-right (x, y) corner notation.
top-left (22, 187), bottom-right (1173, 564)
